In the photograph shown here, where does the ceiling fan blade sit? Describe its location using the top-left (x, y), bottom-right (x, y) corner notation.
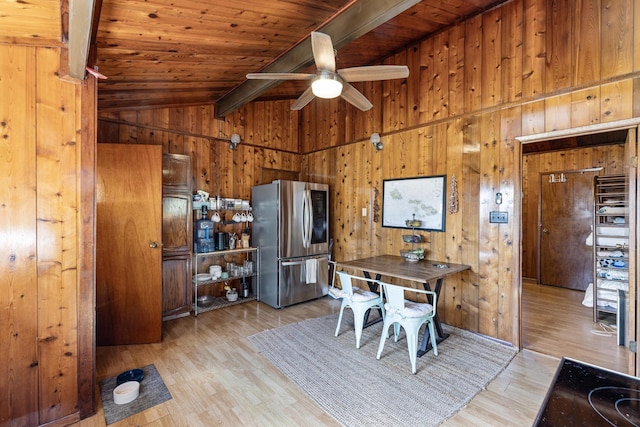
top-left (337, 65), bottom-right (409, 82)
top-left (340, 83), bottom-right (373, 111)
top-left (246, 73), bottom-right (314, 80)
top-left (311, 32), bottom-right (336, 72)
top-left (291, 87), bottom-right (316, 110)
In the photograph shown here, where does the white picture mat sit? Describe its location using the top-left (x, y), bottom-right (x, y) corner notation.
top-left (382, 175), bottom-right (446, 231)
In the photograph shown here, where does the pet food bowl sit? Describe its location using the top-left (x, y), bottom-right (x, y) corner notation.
top-left (113, 381), bottom-right (140, 405)
top-left (116, 368), bottom-right (144, 385)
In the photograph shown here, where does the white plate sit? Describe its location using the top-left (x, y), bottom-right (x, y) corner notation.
top-left (193, 274), bottom-right (211, 282)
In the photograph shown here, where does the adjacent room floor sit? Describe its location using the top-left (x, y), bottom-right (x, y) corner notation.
top-left (522, 278), bottom-right (628, 374)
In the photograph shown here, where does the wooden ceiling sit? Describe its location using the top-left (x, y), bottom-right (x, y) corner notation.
top-left (94, 0), bottom-right (507, 115)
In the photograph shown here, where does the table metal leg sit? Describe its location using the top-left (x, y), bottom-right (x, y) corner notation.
top-left (361, 271), bottom-right (383, 328)
top-left (417, 278), bottom-right (449, 357)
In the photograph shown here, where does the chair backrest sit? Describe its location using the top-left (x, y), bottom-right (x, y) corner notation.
top-left (378, 281), bottom-right (437, 318)
top-left (328, 260), bottom-right (337, 287)
top-left (335, 271), bottom-right (356, 296)
top-left (381, 282), bottom-right (406, 310)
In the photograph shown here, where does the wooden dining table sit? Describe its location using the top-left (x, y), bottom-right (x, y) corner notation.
top-left (336, 254), bottom-right (471, 357)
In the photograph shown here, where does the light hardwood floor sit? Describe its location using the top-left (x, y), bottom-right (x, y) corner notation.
top-left (522, 279), bottom-right (629, 373)
top-left (74, 282), bottom-right (624, 427)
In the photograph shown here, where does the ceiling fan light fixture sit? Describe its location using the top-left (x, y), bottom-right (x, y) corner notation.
top-left (238, 33), bottom-right (411, 113)
top-left (311, 74), bottom-right (343, 99)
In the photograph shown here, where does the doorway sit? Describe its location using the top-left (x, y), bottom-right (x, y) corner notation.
top-left (519, 124), bottom-right (636, 374)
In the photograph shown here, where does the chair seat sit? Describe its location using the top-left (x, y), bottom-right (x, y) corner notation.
top-left (328, 286), bottom-right (343, 299)
top-left (384, 301), bottom-right (433, 318)
top-left (329, 286), bottom-right (380, 302)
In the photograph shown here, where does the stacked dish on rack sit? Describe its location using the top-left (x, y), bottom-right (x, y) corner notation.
top-left (192, 273), bottom-right (212, 283)
top-left (400, 218), bottom-right (425, 261)
top-left (209, 265), bottom-right (222, 279)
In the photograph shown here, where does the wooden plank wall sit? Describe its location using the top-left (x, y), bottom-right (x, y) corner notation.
top-left (0, 0), bottom-right (62, 47)
top-left (302, 0), bottom-right (640, 344)
top-left (521, 144), bottom-right (627, 280)
top-left (98, 101), bottom-right (300, 199)
top-left (0, 44), bottom-right (96, 425)
top-left (98, 0), bottom-right (640, 345)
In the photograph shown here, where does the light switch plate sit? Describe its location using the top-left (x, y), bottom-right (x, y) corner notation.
top-left (490, 211), bottom-right (508, 223)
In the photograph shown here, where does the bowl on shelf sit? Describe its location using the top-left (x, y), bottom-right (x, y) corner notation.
top-left (226, 289), bottom-right (238, 302)
top-left (196, 295), bottom-right (216, 307)
top-left (402, 234), bottom-right (423, 243)
top-left (405, 219), bottom-right (422, 228)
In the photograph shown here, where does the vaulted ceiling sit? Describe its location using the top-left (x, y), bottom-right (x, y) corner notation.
top-left (94, 0), bottom-right (507, 116)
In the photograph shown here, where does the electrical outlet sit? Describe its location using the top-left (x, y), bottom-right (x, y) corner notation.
top-left (490, 211), bottom-right (508, 223)
top-left (362, 207), bottom-right (367, 217)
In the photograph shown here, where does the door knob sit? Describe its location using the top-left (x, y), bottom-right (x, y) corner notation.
top-left (149, 241), bottom-right (160, 248)
top-left (542, 228), bottom-right (549, 234)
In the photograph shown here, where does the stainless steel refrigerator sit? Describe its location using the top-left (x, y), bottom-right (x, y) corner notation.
top-left (251, 180), bottom-right (330, 308)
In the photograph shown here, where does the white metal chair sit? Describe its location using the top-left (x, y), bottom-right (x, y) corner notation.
top-left (376, 281), bottom-right (438, 374)
top-left (330, 271), bottom-right (385, 348)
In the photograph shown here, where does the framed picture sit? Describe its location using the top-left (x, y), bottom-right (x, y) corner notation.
top-left (382, 175), bottom-right (446, 232)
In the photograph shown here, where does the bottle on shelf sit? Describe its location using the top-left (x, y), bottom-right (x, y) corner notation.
top-left (241, 278), bottom-right (250, 298)
top-left (194, 205), bottom-right (215, 253)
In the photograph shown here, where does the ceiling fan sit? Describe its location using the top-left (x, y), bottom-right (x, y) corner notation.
top-left (246, 31), bottom-right (409, 111)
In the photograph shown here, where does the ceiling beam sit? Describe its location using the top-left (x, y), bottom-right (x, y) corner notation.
top-left (68, 0), bottom-right (98, 79)
top-left (214, 0), bottom-right (422, 118)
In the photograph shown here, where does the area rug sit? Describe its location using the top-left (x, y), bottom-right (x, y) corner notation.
top-left (248, 311), bottom-right (517, 427)
top-left (99, 363), bottom-right (172, 425)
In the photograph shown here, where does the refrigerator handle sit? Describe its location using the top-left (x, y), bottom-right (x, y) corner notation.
top-left (302, 188), bottom-right (311, 248)
top-left (306, 188), bottom-right (313, 247)
top-left (281, 260), bottom-right (307, 266)
top-left (282, 255), bottom-right (327, 266)
top-left (301, 188), bottom-right (307, 247)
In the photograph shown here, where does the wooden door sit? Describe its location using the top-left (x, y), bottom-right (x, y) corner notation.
top-left (540, 170), bottom-right (600, 290)
top-left (162, 153), bottom-right (192, 193)
top-left (162, 253), bottom-right (192, 319)
top-left (161, 153), bottom-right (192, 320)
top-left (96, 143), bottom-right (163, 345)
top-left (162, 193), bottom-right (192, 254)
